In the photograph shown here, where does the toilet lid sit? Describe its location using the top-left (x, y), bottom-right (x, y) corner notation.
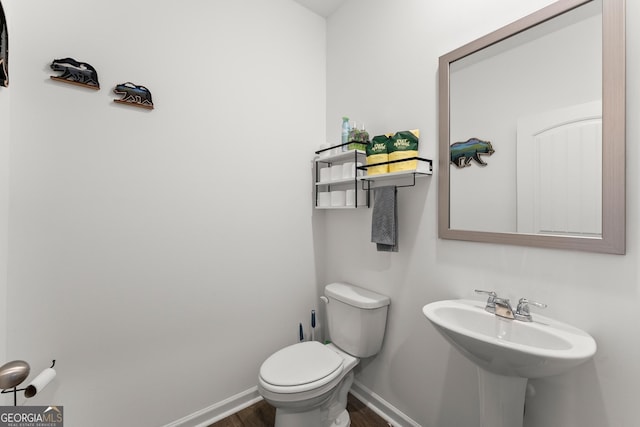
top-left (260, 341), bottom-right (343, 388)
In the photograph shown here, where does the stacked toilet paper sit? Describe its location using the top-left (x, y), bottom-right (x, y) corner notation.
top-left (319, 162), bottom-right (364, 184)
top-left (317, 160), bottom-right (366, 208)
top-left (318, 189), bottom-right (366, 207)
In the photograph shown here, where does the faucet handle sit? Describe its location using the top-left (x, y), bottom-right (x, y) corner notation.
top-left (475, 289), bottom-right (497, 310)
top-left (515, 298), bottom-right (547, 322)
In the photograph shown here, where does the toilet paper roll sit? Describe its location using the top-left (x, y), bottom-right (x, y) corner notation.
top-left (342, 162), bottom-right (354, 179)
top-left (330, 165), bottom-right (343, 181)
top-left (319, 167), bottom-right (330, 183)
top-left (331, 190), bottom-right (346, 207)
top-left (317, 192), bottom-right (331, 207)
top-left (346, 189), bottom-right (356, 206)
top-left (355, 162), bottom-right (364, 177)
top-left (24, 368), bottom-right (56, 398)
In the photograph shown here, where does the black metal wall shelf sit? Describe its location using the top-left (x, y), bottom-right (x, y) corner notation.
top-left (357, 157), bottom-right (433, 188)
top-left (314, 145), bottom-right (368, 209)
top-left (313, 143), bottom-right (433, 209)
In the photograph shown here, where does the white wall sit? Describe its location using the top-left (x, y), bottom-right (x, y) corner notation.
top-left (326, 0), bottom-right (639, 426)
top-left (5, 0), bottom-right (325, 426)
top-left (5, 0), bottom-right (639, 426)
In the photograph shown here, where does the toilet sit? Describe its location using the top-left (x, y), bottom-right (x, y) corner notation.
top-left (258, 282), bottom-right (390, 427)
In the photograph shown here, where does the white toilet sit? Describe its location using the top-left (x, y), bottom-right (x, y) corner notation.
top-left (258, 282), bottom-right (390, 427)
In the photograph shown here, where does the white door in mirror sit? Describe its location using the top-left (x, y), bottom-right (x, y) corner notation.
top-left (517, 101), bottom-right (602, 236)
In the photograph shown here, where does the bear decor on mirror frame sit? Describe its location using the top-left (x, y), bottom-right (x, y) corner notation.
top-left (450, 137), bottom-right (495, 168)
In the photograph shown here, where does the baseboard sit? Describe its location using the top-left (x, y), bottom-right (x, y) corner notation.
top-left (163, 386), bottom-right (263, 427)
top-left (164, 381), bottom-right (420, 427)
top-left (350, 380), bottom-right (421, 427)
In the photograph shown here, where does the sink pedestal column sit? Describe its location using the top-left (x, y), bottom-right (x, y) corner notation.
top-left (477, 368), bottom-right (527, 427)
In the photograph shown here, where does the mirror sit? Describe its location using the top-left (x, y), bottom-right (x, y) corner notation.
top-left (438, 0), bottom-right (625, 254)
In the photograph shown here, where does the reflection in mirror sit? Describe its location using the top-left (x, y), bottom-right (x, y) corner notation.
top-left (449, 1), bottom-right (601, 234)
top-left (438, 0), bottom-right (625, 254)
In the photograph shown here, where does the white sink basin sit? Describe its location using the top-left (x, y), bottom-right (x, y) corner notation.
top-left (422, 299), bottom-right (597, 378)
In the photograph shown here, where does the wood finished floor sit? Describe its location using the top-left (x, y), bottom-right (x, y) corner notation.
top-left (208, 393), bottom-right (392, 427)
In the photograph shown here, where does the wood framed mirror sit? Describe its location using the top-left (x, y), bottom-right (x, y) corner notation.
top-left (438, 0), bottom-right (625, 254)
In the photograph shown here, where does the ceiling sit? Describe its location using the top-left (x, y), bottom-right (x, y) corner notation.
top-left (292, 0), bottom-right (347, 17)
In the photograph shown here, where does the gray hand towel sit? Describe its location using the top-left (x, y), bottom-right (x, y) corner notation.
top-left (371, 186), bottom-right (398, 252)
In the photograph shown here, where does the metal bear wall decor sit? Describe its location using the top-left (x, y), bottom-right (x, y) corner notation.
top-left (113, 82), bottom-right (154, 110)
top-left (50, 57), bottom-right (100, 89)
top-left (450, 138), bottom-right (495, 168)
top-left (0, 0), bottom-right (8, 88)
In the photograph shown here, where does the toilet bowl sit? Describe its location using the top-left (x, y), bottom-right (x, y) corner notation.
top-left (258, 342), bottom-right (358, 427)
top-left (257, 282), bottom-right (391, 427)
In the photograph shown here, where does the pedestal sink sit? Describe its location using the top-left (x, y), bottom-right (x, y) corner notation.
top-left (422, 299), bottom-right (596, 427)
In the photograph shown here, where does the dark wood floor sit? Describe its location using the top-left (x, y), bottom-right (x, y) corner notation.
top-left (209, 393), bottom-right (392, 427)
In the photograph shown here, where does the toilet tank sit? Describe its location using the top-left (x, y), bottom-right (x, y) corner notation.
top-left (324, 282), bottom-right (390, 358)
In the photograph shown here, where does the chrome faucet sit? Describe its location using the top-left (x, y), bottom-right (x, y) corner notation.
top-left (493, 297), bottom-right (515, 319)
top-left (476, 289), bottom-right (514, 319)
top-left (475, 290), bottom-right (546, 322)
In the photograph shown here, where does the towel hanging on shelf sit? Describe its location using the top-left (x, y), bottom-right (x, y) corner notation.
top-left (371, 186), bottom-right (398, 252)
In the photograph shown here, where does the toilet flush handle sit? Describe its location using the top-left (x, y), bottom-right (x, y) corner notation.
top-left (320, 296), bottom-right (329, 304)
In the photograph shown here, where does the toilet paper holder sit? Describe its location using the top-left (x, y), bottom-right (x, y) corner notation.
top-left (0, 359), bottom-right (56, 405)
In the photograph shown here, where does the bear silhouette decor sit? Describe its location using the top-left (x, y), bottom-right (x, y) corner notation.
top-left (450, 138), bottom-right (495, 168)
top-left (113, 82), bottom-right (154, 110)
top-left (50, 57), bottom-right (100, 90)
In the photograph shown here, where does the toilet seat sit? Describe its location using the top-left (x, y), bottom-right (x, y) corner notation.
top-left (259, 341), bottom-right (344, 394)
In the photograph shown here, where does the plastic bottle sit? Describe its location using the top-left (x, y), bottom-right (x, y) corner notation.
top-left (341, 117), bottom-right (350, 151)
